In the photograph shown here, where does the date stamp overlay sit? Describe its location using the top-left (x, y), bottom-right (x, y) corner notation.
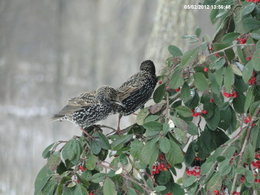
top-left (183, 0), bottom-right (231, 10)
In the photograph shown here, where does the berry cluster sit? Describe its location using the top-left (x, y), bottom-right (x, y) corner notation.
top-left (152, 163), bottom-right (170, 175)
top-left (248, 75), bottom-right (257, 85)
top-left (251, 159), bottom-right (260, 169)
top-left (185, 166), bottom-right (201, 177)
top-left (223, 91), bottom-right (237, 98)
top-left (236, 37), bottom-right (247, 44)
top-left (246, 0), bottom-right (260, 3)
top-left (152, 154), bottom-right (171, 175)
top-left (192, 109), bottom-right (207, 117)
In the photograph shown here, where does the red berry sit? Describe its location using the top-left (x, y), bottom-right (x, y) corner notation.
top-left (240, 176), bottom-right (245, 183)
top-left (255, 153), bottom-right (260, 159)
top-left (236, 37), bottom-right (247, 44)
top-left (202, 110), bottom-right (207, 115)
top-left (89, 193), bottom-right (94, 195)
top-left (152, 171), bottom-right (156, 175)
top-left (210, 98), bottom-right (214, 103)
top-left (160, 164), bottom-right (165, 169)
top-left (79, 166), bottom-right (86, 172)
top-left (248, 76), bottom-right (256, 85)
top-left (244, 116), bottom-right (251, 124)
top-left (223, 92), bottom-right (231, 98)
top-left (175, 88), bottom-right (180, 92)
top-left (204, 67), bottom-right (209, 72)
top-left (158, 80), bottom-right (163, 85)
top-left (246, 56), bottom-right (252, 61)
top-left (214, 190), bottom-right (219, 195)
top-left (195, 157), bottom-right (201, 161)
top-left (232, 91), bottom-right (238, 98)
top-left (215, 53), bottom-right (220, 57)
top-left (159, 154), bottom-right (165, 160)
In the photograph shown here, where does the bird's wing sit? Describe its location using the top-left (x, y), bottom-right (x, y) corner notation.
top-left (117, 72), bottom-right (147, 100)
top-left (52, 90), bottom-right (97, 120)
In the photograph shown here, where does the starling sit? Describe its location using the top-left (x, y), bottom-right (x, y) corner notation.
top-left (52, 86), bottom-right (122, 130)
top-left (116, 60), bottom-right (157, 130)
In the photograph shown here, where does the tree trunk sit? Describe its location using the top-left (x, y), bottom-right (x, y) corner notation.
top-left (145, 0), bottom-right (196, 69)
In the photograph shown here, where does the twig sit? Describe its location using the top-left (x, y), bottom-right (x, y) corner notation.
top-left (231, 125), bottom-right (252, 193)
top-left (208, 44), bottom-right (255, 57)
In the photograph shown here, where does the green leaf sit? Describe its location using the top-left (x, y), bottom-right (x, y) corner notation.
top-left (62, 139), bottom-right (82, 165)
top-left (243, 143), bottom-right (255, 164)
top-left (127, 188), bottom-right (137, 195)
top-left (180, 82), bottom-right (192, 103)
top-left (143, 121), bottom-right (162, 131)
top-left (156, 171), bottom-right (172, 185)
top-left (233, 92), bottom-right (245, 113)
top-left (85, 154), bottom-right (98, 170)
top-left (242, 3), bottom-right (256, 16)
top-left (242, 61), bottom-right (254, 83)
top-left (181, 47), bottom-right (199, 67)
top-left (252, 41), bottom-right (260, 71)
top-left (103, 178), bottom-right (117, 195)
top-left (175, 105), bottom-right (193, 118)
top-left (222, 32), bottom-right (240, 43)
top-left (154, 186), bottom-right (167, 192)
top-left (195, 26), bottom-right (202, 37)
top-left (111, 134), bottom-right (133, 149)
top-left (206, 172), bottom-right (222, 192)
top-left (42, 143), bottom-right (55, 159)
top-left (169, 69), bottom-right (184, 89)
top-left (194, 72), bottom-right (209, 91)
top-left (183, 176), bottom-right (196, 188)
top-left (96, 132), bottom-right (111, 150)
top-left (140, 139), bottom-right (159, 166)
top-left (90, 173), bottom-right (106, 183)
top-left (41, 176), bottom-right (57, 195)
top-left (153, 84), bottom-right (165, 103)
top-left (136, 108), bottom-right (149, 125)
top-left (34, 166), bottom-right (53, 195)
top-left (223, 66), bottom-right (234, 91)
top-left (89, 140), bottom-right (102, 155)
top-left (245, 169), bottom-right (254, 184)
top-left (144, 115), bottom-right (160, 123)
top-left (130, 140), bottom-right (143, 159)
top-left (166, 139), bottom-right (184, 165)
top-left (244, 87), bottom-right (254, 112)
top-left (159, 137), bottom-right (171, 153)
top-left (168, 45), bottom-right (183, 57)
top-left (47, 152), bottom-right (61, 171)
top-left (219, 159), bottom-right (232, 176)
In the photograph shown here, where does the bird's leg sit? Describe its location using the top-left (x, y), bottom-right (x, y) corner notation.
top-left (116, 114), bottom-right (122, 133)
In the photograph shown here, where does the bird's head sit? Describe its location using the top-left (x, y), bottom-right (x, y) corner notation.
top-left (96, 86), bottom-right (124, 107)
top-left (140, 60), bottom-right (156, 75)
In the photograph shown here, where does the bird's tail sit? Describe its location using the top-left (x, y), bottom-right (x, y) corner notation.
top-left (51, 114), bottom-right (65, 120)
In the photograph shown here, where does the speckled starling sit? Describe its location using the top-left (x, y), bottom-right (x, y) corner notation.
top-left (116, 60), bottom-right (157, 129)
top-left (52, 86), bottom-right (122, 130)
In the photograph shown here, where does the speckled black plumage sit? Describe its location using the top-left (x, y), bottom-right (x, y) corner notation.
top-left (117, 60), bottom-right (157, 116)
top-left (53, 86), bottom-right (120, 129)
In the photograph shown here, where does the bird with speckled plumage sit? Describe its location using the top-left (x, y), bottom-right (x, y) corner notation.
top-left (116, 60), bottom-right (157, 130)
top-left (52, 86), bottom-right (122, 130)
